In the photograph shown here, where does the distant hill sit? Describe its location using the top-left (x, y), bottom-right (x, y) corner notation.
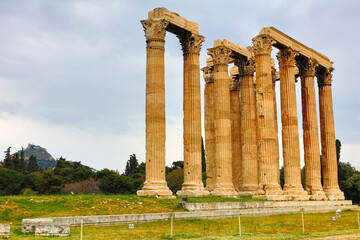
top-left (16, 143), bottom-right (57, 169)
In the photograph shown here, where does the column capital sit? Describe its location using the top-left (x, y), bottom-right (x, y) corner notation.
top-left (207, 46), bottom-right (232, 65)
top-left (234, 58), bottom-right (255, 76)
top-left (296, 58), bottom-right (318, 77)
top-left (178, 33), bottom-right (205, 55)
top-left (252, 35), bottom-right (276, 55)
top-left (141, 19), bottom-right (169, 41)
top-left (277, 47), bottom-right (299, 68)
top-left (229, 75), bottom-right (240, 91)
top-left (317, 68), bottom-right (333, 87)
top-left (201, 66), bottom-right (214, 83)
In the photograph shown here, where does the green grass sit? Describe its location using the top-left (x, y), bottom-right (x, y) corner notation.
top-left (1, 194), bottom-right (359, 239)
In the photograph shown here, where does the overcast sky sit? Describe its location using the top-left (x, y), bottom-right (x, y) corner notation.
top-left (0, 0), bottom-right (359, 172)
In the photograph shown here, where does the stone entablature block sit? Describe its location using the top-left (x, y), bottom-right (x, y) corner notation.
top-left (0, 224), bottom-right (10, 239)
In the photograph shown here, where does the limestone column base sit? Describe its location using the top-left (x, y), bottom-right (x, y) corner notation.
top-left (241, 184), bottom-right (259, 192)
top-left (137, 181), bottom-right (174, 198)
top-left (307, 187), bottom-right (328, 200)
top-left (211, 184), bottom-right (238, 197)
top-left (283, 185), bottom-right (308, 195)
top-left (176, 183), bottom-right (210, 197)
top-left (324, 188), bottom-right (345, 201)
top-left (205, 185), bottom-right (215, 192)
top-left (237, 191), bottom-right (255, 196)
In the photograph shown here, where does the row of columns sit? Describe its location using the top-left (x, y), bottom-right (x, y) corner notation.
top-left (202, 36), bottom-right (344, 200)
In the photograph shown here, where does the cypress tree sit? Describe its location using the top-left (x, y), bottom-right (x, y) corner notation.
top-left (28, 155), bottom-right (39, 173)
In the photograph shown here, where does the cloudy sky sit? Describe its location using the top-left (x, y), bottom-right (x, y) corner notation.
top-left (0, 0), bottom-right (359, 172)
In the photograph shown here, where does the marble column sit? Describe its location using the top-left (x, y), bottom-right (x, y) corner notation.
top-left (271, 62), bottom-right (280, 185)
top-left (235, 58), bottom-right (258, 193)
top-left (202, 66), bottom-right (216, 191)
top-left (208, 45), bottom-right (237, 196)
top-left (277, 48), bottom-right (308, 199)
top-left (252, 35), bottom-right (283, 197)
top-left (229, 74), bottom-right (242, 192)
top-left (137, 19), bottom-right (173, 197)
top-left (177, 33), bottom-right (209, 196)
top-left (296, 58), bottom-right (327, 200)
top-left (317, 68), bottom-right (345, 200)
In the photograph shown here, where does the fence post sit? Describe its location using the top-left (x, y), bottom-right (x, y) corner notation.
top-left (171, 214), bottom-right (174, 236)
top-left (80, 220), bottom-right (83, 240)
top-left (357, 212), bottom-right (360, 230)
top-left (239, 215), bottom-right (242, 236)
top-left (301, 213), bottom-right (305, 233)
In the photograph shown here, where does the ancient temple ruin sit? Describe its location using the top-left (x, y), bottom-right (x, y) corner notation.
top-left (138, 8), bottom-right (344, 201)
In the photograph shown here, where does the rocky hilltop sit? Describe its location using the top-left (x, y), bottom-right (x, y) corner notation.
top-left (17, 143), bottom-right (57, 169)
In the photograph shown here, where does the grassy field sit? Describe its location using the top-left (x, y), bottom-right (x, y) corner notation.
top-left (1, 194), bottom-right (360, 239)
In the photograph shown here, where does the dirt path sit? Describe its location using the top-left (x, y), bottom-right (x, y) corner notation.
top-left (303, 233), bottom-right (360, 239)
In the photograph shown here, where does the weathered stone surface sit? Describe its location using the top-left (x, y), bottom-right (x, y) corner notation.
top-left (252, 35), bottom-right (283, 196)
top-left (235, 58), bottom-right (258, 193)
top-left (35, 224), bottom-right (70, 237)
top-left (22, 218), bottom-right (53, 233)
top-left (229, 74), bottom-right (242, 191)
top-left (177, 33), bottom-right (209, 197)
top-left (297, 57), bottom-right (327, 200)
top-left (259, 27), bottom-right (332, 69)
top-left (277, 48), bottom-right (308, 198)
top-left (271, 59), bottom-right (280, 185)
top-left (202, 67), bottom-right (216, 191)
top-left (0, 224), bottom-right (10, 239)
top-left (317, 69), bottom-right (345, 200)
top-left (137, 18), bottom-right (173, 198)
top-left (208, 45), bottom-right (237, 196)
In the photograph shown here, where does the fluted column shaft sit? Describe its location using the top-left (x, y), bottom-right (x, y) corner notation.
top-left (208, 46), bottom-right (237, 196)
top-left (277, 48), bottom-right (306, 196)
top-left (229, 76), bottom-right (242, 191)
top-left (137, 19), bottom-right (172, 197)
top-left (271, 66), bottom-right (280, 185)
top-left (318, 69), bottom-right (344, 200)
top-left (202, 67), bottom-right (216, 191)
top-left (236, 59), bottom-right (258, 192)
top-left (253, 35), bottom-right (283, 195)
top-left (177, 33), bottom-right (209, 196)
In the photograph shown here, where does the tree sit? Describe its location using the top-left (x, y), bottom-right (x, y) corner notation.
top-left (201, 137), bottom-right (206, 173)
top-left (19, 147), bottom-right (27, 174)
top-left (97, 169), bottom-right (135, 194)
top-left (336, 139), bottom-right (342, 163)
top-left (166, 169), bottom-right (184, 193)
top-left (124, 154), bottom-right (139, 176)
top-left (12, 153), bottom-right (20, 172)
top-left (3, 147), bottom-right (12, 169)
top-left (0, 168), bottom-right (25, 195)
top-left (28, 155), bottom-right (39, 173)
top-left (280, 166), bottom-right (284, 188)
top-left (53, 157), bottom-right (94, 184)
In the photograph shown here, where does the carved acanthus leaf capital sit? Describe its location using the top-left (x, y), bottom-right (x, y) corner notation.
top-left (229, 75), bottom-right (240, 91)
top-left (317, 68), bottom-right (333, 87)
top-left (141, 19), bottom-right (169, 41)
top-left (252, 35), bottom-right (276, 55)
top-left (277, 47), bottom-right (299, 67)
top-left (296, 58), bottom-right (318, 77)
top-left (178, 33), bottom-right (205, 55)
top-left (207, 46), bottom-right (232, 65)
top-left (201, 66), bottom-right (214, 83)
top-left (234, 58), bottom-right (255, 76)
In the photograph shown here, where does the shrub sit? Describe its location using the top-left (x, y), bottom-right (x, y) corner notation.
top-left (62, 178), bottom-right (101, 194)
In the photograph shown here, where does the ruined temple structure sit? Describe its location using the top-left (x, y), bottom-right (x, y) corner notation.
top-left (138, 8), bottom-right (345, 201)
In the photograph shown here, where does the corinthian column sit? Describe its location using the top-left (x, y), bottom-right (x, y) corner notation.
top-left (177, 33), bottom-right (209, 196)
top-left (208, 46), bottom-right (237, 196)
top-left (271, 61), bottom-right (280, 185)
top-left (277, 48), bottom-right (308, 199)
top-left (235, 58), bottom-right (258, 193)
top-left (229, 73), bottom-right (242, 192)
top-left (296, 58), bottom-right (327, 200)
top-left (202, 66), bottom-right (216, 191)
top-left (317, 68), bottom-right (345, 200)
top-left (252, 35), bottom-right (283, 198)
top-left (137, 19), bottom-right (173, 198)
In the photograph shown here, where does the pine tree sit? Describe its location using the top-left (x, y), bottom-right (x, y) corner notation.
top-left (19, 147), bottom-right (27, 174)
top-left (3, 146), bottom-right (12, 169)
top-left (12, 153), bottom-right (20, 171)
top-left (201, 137), bottom-right (206, 173)
top-left (124, 154), bottom-right (139, 176)
top-left (28, 155), bottom-right (39, 173)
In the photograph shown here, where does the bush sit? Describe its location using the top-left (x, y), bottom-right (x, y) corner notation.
top-left (0, 168), bottom-right (25, 195)
top-left (166, 169), bottom-right (183, 193)
top-left (22, 188), bottom-right (37, 196)
top-left (62, 178), bottom-right (101, 194)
